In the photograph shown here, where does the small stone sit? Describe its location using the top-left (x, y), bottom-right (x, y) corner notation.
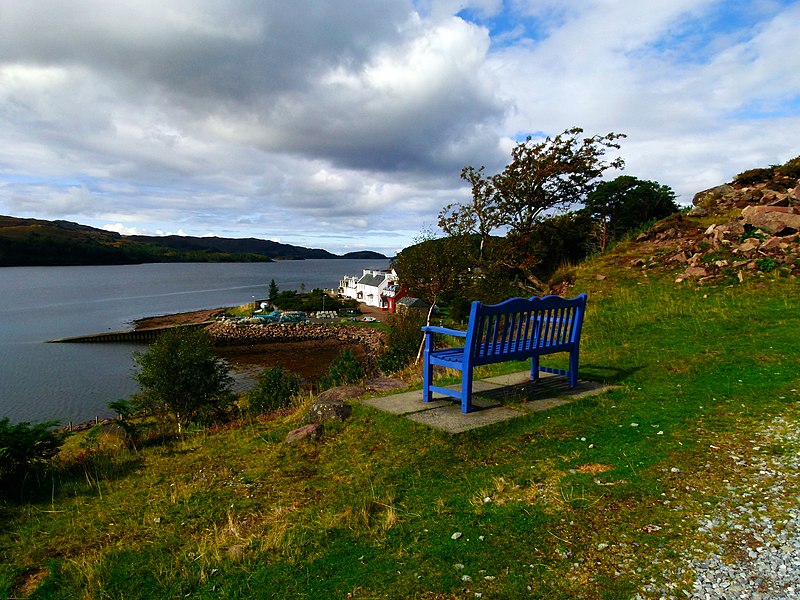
top-left (597, 543), bottom-right (609, 551)
top-left (462, 575), bottom-right (472, 582)
top-left (483, 497), bottom-right (492, 504)
top-left (454, 563), bottom-right (465, 570)
top-left (451, 532), bottom-right (463, 540)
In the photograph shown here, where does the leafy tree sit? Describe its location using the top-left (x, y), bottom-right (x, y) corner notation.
top-left (0, 418), bottom-right (64, 498)
top-left (583, 176), bottom-right (678, 251)
top-left (439, 166), bottom-right (501, 262)
top-left (132, 328), bottom-right (233, 430)
top-left (393, 232), bottom-right (472, 360)
top-left (461, 127), bottom-right (625, 236)
top-left (438, 127), bottom-right (625, 293)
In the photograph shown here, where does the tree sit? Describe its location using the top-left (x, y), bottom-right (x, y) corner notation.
top-left (268, 279), bottom-right (279, 304)
top-left (132, 328), bottom-right (233, 430)
top-left (462, 127), bottom-right (625, 237)
top-left (439, 166), bottom-right (501, 262)
top-left (583, 176), bottom-right (679, 251)
top-left (393, 233), bottom-right (472, 361)
top-left (441, 127), bottom-right (625, 292)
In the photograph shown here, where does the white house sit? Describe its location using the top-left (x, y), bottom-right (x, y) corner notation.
top-left (339, 268), bottom-right (399, 310)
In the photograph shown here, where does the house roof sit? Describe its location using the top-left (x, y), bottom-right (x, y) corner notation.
top-left (357, 272), bottom-right (388, 287)
top-left (397, 296), bottom-right (430, 308)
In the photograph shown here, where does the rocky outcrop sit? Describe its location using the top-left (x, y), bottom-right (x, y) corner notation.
top-left (620, 173), bottom-right (800, 285)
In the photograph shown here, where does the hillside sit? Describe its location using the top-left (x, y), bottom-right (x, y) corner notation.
top-left (0, 215), bottom-right (387, 266)
top-left (550, 163), bottom-right (799, 295)
top-left (1, 167), bottom-right (798, 598)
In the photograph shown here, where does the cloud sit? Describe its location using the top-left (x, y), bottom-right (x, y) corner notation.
top-left (1, 0), bottom-right (798, 255)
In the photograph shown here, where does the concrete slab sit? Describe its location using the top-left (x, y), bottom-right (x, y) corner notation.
top-left (405, 404), bottom-right (524, 434)
top-left (433, 379), bottom-right (502, 399)
top-left (361, 391), bottom-right (450, 415)
top-left (360, 371), bottom-right (617, 433)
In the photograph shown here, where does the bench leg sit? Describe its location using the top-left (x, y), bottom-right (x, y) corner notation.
top-left (461, 368), bottom-right (473, 413)
top-left (530, 355), bottom-right (540, 382)
top-left (422, 334), bottom-right (433, 402)
top-left (568, 348), bottom-right (579, 388)
top-left (422, 359), bottom-right (432, 402)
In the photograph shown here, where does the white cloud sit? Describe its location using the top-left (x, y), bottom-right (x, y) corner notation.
top-left (0, 0), bottom-right (798, 255)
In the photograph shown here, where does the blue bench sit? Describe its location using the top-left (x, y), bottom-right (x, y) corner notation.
top-left (422, 294), bottom-right (587, 413)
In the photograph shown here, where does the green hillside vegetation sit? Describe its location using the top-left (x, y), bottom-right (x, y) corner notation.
top-left (2, 143), bottom-right (799, 597)
top-left (0, 216), bottom-right (388, 266)
top-left (2, 167), bottom-right (799, 598)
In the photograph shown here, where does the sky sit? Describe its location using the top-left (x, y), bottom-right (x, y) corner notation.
top-left (1, 1), bottom-right (799, 257)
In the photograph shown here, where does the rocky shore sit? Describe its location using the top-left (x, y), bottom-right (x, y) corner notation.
top-left (204, 320), bottom-right (386, 377)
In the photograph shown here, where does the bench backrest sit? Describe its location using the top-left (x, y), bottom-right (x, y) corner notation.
top-left (464, 294), bottom-right (587, 364)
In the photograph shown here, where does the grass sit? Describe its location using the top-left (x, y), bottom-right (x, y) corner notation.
top-left (1, 265), bottom-right (798, 599)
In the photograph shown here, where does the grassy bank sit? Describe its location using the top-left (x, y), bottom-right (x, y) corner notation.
top-left (1, 266), bottom-right (798, 598)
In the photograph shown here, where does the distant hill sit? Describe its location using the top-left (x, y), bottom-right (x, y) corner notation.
top-left (0, 215), bottom-right (387, 266)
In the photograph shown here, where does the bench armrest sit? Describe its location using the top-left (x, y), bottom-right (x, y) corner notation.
top-left (421, 325), bottom-right (467, 338)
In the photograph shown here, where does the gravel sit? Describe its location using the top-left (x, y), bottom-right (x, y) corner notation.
top-left (638, 414), bottom-right (800, 599)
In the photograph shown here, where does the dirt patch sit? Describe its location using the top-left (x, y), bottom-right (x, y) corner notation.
top-left (134, 308), bottom-right (226, 330)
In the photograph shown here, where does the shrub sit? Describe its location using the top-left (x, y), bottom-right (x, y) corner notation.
top-left (132, 328), bottom-right (234, 430)
top-left (756, 257), bottom-right (778, 272)
top-left (733, 167), bottom-right (775, 186)
top-left (0, 418), bottom-right (64, 497)
top-left (776, 156), bottom-right (800, 180)
top-left (378, 310), bottom-right (427, 373)
top-left (319, 349), bottom-right (364, 389)
top-left (245, 366), bottom-right (301, 415)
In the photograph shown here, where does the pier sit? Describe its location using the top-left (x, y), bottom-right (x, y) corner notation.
top-left (48, 322), bottom-right (211, 344)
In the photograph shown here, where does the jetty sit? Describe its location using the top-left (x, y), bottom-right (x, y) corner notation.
top-left (48, 322), bottom-right (211, 344)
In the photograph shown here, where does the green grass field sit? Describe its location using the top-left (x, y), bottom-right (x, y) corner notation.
top-left (2, 261), bottom-right (798, 599)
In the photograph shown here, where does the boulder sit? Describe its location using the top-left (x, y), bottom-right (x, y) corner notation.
top-left (741, 205), bottom-right (800, 235)
top-left (302, 399), bottom-right (353, 424)
top-left (286, 423), bottom-right (324, 443)
top-left (316, 385), bottom-right (366, 403)
top-left (684, 266), bottom-right (708, 278)
top-left (692, 184), bottom-right (734, 208)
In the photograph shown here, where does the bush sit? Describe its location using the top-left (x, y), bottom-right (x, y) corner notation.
top-left (245, 366), bottom-right (301, 415)
top-left (132, 328), bottom-right (234, 430)
top-left (0, 418), bottom-right (64, 497)
top-left (776, 156), bottom-right (800, 180)
top-left (733, 167), bottom-right (775, 185)
top-left (378, 310), bottom-right (427, 373)
top-left (319, 350), bottom-right (364, 389)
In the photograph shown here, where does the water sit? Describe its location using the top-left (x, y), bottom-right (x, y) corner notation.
top-left (0, 260), bottom-right (388, 425)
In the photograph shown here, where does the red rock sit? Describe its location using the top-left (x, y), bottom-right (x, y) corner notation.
top-left (286, 423), bottom-right (323, 444)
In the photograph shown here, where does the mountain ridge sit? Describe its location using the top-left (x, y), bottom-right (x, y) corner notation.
top-left (0, 215), bottom-right (388, 266)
